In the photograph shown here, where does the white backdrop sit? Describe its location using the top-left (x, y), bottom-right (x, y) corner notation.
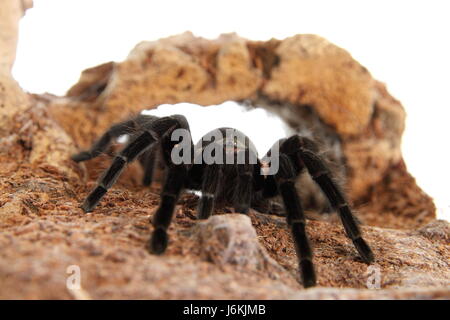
top-left (12, 0), bottom-right (450, 220)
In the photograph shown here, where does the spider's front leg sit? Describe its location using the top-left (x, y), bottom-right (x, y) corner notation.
top-left (80, 129), bottom-right (158, 212)
top-left (282, 135), bottom-right (374, 264)
top-left (148, 163), bottom-right (188, 254)
top-left (78, 115), bottom-right (187, 213)
top-left (148, 121), bottom-right (194, 254)
top-left (71, 117), bottom-right (140, 162)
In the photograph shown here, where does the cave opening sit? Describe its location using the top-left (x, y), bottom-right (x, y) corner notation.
top-left (141, 101), bottom-right (290, 156)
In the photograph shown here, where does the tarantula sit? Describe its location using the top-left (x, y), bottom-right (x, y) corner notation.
top-left (72, 113), bottom-right (374, 288)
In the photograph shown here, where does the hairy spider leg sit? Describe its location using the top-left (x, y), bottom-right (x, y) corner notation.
top-left (231, 150), bottom-right (257, 214)
top-left (139, 113), bottom-right (192, 188)
top-left (71, 116), bottom-right (151, 162)
top-left (80, 130), bottom-right (158, 212)
top-left (197, 163), bottom-right (223, 219)
top-left (79, 115), bottom-right (190, 213)
top-left (148, 163), bottom-right (188, 254)
top-left (72, 114), bottom-right (164, 187)
top-left (273, 152), bottom-right (316, 288)
top-left (147, 115), bottom-right (194, 254)
top-left (285, 135), bottom-right (374, 264)
top-left (138, 143), bottom-right (159, 186)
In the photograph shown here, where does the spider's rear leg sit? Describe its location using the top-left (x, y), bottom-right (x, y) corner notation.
top-left (197, 164), bottom-right (223, 220)
top-left (290, 136), bottom-right (374, 264)
top-left (71, 118), bottom-right (137, 162)
top-left (81, 130), bottom-right (158, 212)
top-left (274, 154), bottom-right (316, 288)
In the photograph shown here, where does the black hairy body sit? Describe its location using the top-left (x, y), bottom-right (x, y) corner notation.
top-left (72, 113), bottom-right (374, 288)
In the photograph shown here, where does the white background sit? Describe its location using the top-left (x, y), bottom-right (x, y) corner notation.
top-left (12, 0), bottom-right (450, 220)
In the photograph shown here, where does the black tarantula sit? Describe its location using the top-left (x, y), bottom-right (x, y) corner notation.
top-left (72, 113), bottom-right (374, 288)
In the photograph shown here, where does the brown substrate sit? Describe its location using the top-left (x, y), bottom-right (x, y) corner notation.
top-left (0, 2), bottom-right (446, 299)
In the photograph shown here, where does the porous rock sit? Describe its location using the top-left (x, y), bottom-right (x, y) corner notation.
top-left (195, 214), bottom-right (286, 276)
top-left (49, 32), bottom-right (434, 229)
top-left (0, 3), bottom-right (447, 299)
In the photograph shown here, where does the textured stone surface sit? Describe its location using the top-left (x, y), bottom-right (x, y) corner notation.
top-left (48, 32), bottom-right (434, 228)
top-left (195, 214), bottom-right (286, 276)
top-left (0, 200), bottom-right (448, 299)
top-left (0, 4), bottom-right (446, 300)
top-left (0, 0), bottom-right (33, 72)
top-left (0, 0), bottom-right (33, 136)
top-left (261, 34), bottom-right (375, 136)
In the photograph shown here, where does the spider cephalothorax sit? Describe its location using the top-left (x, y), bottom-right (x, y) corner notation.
top-left (72, 113), bottom-right (374, 288)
